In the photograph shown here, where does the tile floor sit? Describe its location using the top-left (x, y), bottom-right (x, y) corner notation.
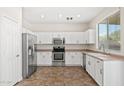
top-left (16, 66), bottom-right (98, 86)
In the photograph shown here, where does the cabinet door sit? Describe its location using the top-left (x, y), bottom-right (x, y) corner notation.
top-left (52, 32), bottom-right (64, 38)
top-left (84, 31), bottom-right (89, 44)
top-left (73, 52), bottom-right (82, 65)
top-left (65, 52), bottom-right (72, 65)
top-left (86, 55), bottom-right (95, 78)
top-left (65, 52), bottom-right (82, 66)
top-left (86, 55), bottom-right (91, 74)
top-left (65, 32), bottom-right (75, 44)
top-left (95, 59), bottom-right (103, 85)
top-left (37, 52), bottom-right (52, 66)
top-left (70, 52), bottom-right (77, 65)
top-left (64, 32), bottom-right (84, 44)
top-left (84, 29), bottom-right (95, 44)
top-left (88, 29), bottom-right (95, 44)
top-left (36, 32), bottom-right (52, 44)
top-left (90, 56), bottom-right (95, 79)
top-left (65, 52), bottom-right (76, 65)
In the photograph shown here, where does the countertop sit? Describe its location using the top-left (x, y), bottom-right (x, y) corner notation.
top-left (35, 48), bottom-right (124, 61)
top-left (36, 49), bottom-right (88, 52)
top-left (83, 51), bottom-right (124, 61)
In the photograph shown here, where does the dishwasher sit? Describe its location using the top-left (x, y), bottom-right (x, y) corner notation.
top-left (83, 53), bottom-right (86, 69)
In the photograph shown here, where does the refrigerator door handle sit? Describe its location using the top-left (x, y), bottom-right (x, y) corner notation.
top-left (16, 54), bottom-right (20, 57)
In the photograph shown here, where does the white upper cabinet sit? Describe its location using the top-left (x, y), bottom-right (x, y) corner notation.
top-left (63, 32), bottom-right (84, 44)
top-left (52, 32), bottom-right (64, 38)
top-left (84, 29), bottom-right (96, 44)
top-left (35, 29), bottom-right (95, 45)
top-left (36, 32), bottom-right (52, 44)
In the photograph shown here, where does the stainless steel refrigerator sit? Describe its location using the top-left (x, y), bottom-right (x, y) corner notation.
top-left (22, 33), bottom-right (37, 78)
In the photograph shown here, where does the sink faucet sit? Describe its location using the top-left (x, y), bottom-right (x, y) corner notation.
top-left (99, 44), bottom-right (105, 52)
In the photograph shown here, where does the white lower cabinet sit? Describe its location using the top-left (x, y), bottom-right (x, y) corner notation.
top-left (94, 59), bottom-right (103, 86)
top-left (65, 52), bottom-right (82, 66)
top-left (86, 55), bottom-right (91, 74)
top-left (86, 55), bottom-right (103, 85)
top-left (86, 54), bottom-right (124, 86)
top-left (37, 52), bottom-right (52, 66)
top-left (86, 55), bottom-right (95, 79)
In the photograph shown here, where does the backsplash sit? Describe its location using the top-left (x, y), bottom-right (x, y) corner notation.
top-left (36, 44), bottom-right (95, 50)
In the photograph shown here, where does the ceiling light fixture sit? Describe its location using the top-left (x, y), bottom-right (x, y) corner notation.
top-left (77, 14), bottom-right (81, 18)
top-left (59, 14), bottom-right (62, 18)
top-left (66, 17), bottom-right (73, 20)
top-left (41, 15), bottom-right (45, 18)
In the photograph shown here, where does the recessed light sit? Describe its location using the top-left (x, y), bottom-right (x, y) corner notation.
top-left (41, 15), bottom-right (45, 18)
top-left (66, 17), bottom-right (73, 21)
top-left (77, 14), bottom-right (81, 18)
top-left (59, 14), bottom-right (62, 18)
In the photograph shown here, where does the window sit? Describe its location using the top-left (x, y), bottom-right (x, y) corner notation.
top-left (98, 19), bottom-right (108, 49)
top-left (98, 12), bottom-right (120, 52)
top-left (108, 13), bottom-right (120, 50)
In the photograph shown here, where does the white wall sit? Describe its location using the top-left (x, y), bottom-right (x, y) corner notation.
top-left (120, 8), bottom-right (124, 54)
top-left (23, 22), bottom-right (88, 32)
top-left (0, 7), bottom-right (23, 83)
top-left (0, 7), bottom-right (22, 22)
top-left (22, 19), bottom-right (33, 30)
top-left (89, 7), bottom-right (120, 29)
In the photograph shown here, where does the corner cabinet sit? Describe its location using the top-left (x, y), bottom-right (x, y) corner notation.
top-left (86, 54), bottom-right (124, 86)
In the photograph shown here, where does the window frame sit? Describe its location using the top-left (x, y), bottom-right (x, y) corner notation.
top-left (98, 11), bottom-right (120, 52)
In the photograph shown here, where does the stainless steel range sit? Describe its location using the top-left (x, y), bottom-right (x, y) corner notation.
top-left (52, 38), bottom-right (65, 66)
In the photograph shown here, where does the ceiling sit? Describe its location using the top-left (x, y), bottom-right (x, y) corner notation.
top-left (23, 7), bottom-right (105, 24)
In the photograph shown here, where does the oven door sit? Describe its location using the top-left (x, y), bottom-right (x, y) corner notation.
top-left (52, 52), bottom-right (65, 61)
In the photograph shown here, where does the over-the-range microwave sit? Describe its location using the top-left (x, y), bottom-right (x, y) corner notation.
top-left (53, 38), bottom-right (65, 45)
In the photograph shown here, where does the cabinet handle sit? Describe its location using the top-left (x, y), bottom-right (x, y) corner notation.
top-left (16, 54), bottom-right (20, 57)
top-left (100, 69), bottom-right (103, 75)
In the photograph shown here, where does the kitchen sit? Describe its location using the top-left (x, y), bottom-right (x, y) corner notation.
top-left (0, 7), bottom-right (124, 86)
